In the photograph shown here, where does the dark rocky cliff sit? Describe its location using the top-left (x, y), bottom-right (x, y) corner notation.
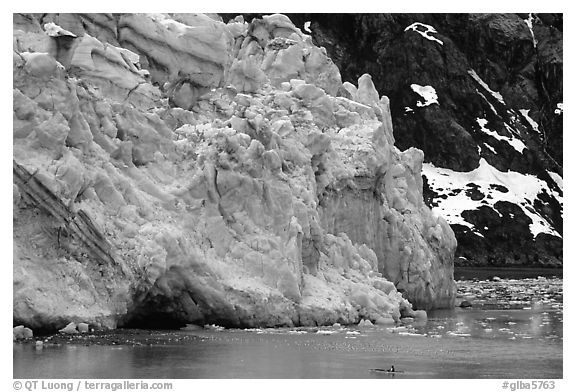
top-left (222, 13), bottom-right (563, 267)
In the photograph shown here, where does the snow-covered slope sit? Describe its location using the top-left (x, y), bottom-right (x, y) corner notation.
top-left (423, 159), bottom-right (561, 238)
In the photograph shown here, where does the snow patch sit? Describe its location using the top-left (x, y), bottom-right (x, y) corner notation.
top-left (404, 22), bottom-right (444, 45)
top-left (555, 103), bottom-right (563, 115)
top-left (504, 122), bottom-right (521, 138)
top-left (422, 159), bottom-right (561, 239)
top-left (523, 14), bottom-right (538, 48)
top-left (476, 118), bottom-right (526, 153)
top-left (519, 109), bottom-right (540, 133)
top-left (483, 143), bottom-right (497, 154)
top-left (475, 89), bottom-right (498, 115)
top-left (410, 84), bottom-right (439, 107)
top-left (547, 171), bottom-right (563, 191)
top-left (505, 137), bottom-right (527, 154)
top-left (468, 70), bottom-right (505, 104)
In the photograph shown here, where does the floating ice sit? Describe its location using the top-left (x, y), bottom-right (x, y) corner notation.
top-left (316, 330), bottom-right (338, 335)
top-left (398, 331), bottom-right (425, 337)
top-left (243, 328), bottom-right (264, 333)
top-left (358, 319), bottom-right (374, 328)
top-left (287, 330), bottom-right (307, 334)
top-left (304, 21), bottom-right (312, 33)
top-left (388, 326), bottom-right (408, 333)
top-left (204, 324), bottom-right (225, 331)
top-left (447, 331), bottom-right (471, 337)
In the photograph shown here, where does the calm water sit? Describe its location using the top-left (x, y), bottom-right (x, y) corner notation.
top-left (14, 276), bottom-right (562, 379)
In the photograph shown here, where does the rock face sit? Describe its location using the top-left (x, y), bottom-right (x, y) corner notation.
top-left (13, 13), bottom-right (456, 331)
top-left (261, 13), bottom-right (563, 267)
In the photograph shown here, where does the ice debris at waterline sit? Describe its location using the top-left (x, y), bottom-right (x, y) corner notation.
top-left (13, 326), bottom-right (34, 341)
top-left (13, 276), bottom-right (563, 347)
top-left (13, 13), bottom-right (456, 331)
top-left (59, 321), bottom-right (90, 334)
top-left (455, 276), bottom-right (562, 310)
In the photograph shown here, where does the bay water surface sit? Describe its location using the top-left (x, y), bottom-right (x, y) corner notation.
top-left (14, 270), bottom-right (562, 379)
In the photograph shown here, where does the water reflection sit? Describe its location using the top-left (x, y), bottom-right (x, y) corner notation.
top-left (419, 307), bottom-right (563, 343)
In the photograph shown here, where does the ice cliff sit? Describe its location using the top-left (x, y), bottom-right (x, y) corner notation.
top-left (13, 13), bottom-right (456, 330)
